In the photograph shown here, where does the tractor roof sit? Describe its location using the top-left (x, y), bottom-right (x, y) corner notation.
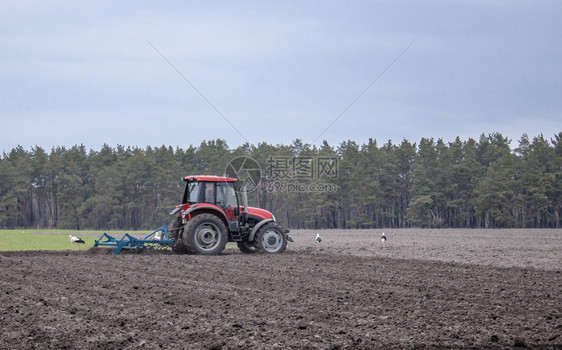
top-left (183, 175), bottom-right (238, 182)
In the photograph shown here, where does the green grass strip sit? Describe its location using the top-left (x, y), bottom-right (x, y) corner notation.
top-left (0, 229), bottom-right (149, 251)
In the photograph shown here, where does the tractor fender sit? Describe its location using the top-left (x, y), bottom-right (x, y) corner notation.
top-left (248, 219), bottom-right (274, 242)
top-left (183, 205), bottom-right (230, 228)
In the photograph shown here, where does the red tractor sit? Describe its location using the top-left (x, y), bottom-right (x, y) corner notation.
top-left (167, 175), bottom-right (292, 255)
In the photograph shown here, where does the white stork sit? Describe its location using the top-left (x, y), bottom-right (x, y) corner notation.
top-left (69, 234), bottom-right (85, 247)
top-left (381, 232), bottom-right (387, 248)
top-left (315, 233), bottom-right (322, 243)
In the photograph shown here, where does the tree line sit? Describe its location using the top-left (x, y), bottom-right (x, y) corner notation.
top-left (1, 132), bottom-right (561, 230)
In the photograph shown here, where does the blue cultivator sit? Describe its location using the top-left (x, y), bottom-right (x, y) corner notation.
top-left (94, 226), bottom-right (176, 254)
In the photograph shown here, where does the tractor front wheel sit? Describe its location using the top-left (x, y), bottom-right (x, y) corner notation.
top-left (255, 222), bottom-right (287, 254)
top-left (183, 214), bottom-right (228, 255)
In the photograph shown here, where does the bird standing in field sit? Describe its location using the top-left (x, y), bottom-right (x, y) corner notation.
top-left (381, 232), bottom-right (387, 248)
top-left (315, 233), bottom-right (322, 243)
top-left (69, 234), bottom-right (85, 247)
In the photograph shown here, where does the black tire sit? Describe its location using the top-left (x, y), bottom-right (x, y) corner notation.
top-left (237, 241), bottom-right (259, 254)
top-left (255, 222), bottom-right (287, 254)
top-left (183, 213), bottom-right (228, 255)
top-left (167, 216), bottom-right (189, 254)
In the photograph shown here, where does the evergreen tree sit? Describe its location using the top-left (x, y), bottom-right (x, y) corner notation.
top-left (1, 132), bottom-right (560, 230)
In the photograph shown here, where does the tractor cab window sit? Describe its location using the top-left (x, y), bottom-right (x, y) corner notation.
top-left (216, 182), bottom-right (238, 223)
top-left (203, 182), bottom-right (215, 204)
top-left (183, 181), bottom-right (200, 204)
top-left (216, 182), bottom-right (238, 208)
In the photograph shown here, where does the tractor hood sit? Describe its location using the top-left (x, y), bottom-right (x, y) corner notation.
top-left (246, 206), bottom-right (274, 221)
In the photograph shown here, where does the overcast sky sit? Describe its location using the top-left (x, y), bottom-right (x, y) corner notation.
top-left (1, 1), bottom-right (561, 153)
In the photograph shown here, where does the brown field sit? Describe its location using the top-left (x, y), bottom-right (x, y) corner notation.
top-left (1, 229), bottom-right (561, 349)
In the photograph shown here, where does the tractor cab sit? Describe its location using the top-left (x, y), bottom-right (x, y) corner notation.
top-left (183, 176), bottom-right (237, 206)
top-left (181, 175), bottom-right (242, 231)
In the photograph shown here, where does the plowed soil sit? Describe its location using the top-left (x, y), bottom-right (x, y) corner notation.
top-left (1, 229), bottom-right (561, 349)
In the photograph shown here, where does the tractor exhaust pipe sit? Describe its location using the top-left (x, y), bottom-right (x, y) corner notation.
top-left (241, 184), bottom-right (248, 225)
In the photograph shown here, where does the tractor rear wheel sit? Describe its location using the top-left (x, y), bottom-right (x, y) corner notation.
top-left (183, 214), bottom-right (228, 255)
top-left (237, 241), bottom-right (258, 254)
top-left (255, 222), bottom-right (287, 254)
top-left (167, 216), bottom-right (189, 254)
